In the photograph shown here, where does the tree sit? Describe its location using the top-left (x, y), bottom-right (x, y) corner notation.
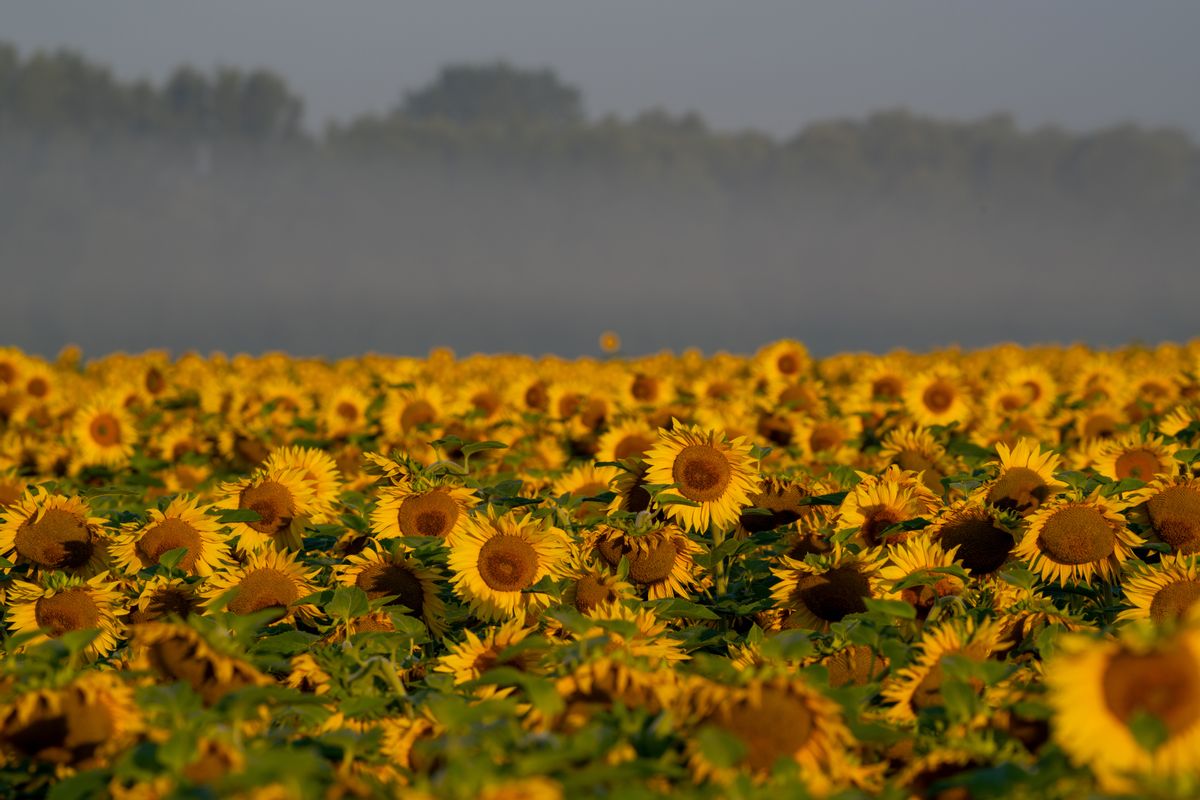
top-left (401, 62), bottom-right (583, 126)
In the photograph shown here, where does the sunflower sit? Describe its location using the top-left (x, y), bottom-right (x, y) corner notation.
top-left (527, 658), bottom-right (674, 734)
top-left (595, 419), bottom-right (658, 463)
top-left (153, 422), bottom-right (210, 463)
top-left (0, 672), bottom-right (142, 769)
top-left (127, 576), bottom-right (205, 624)
top-left (1159, 406), bottom-right (1199, 439)
top-left (894, 749), bottom-right (990, 799)
top-left (447, 509), bottom-right (570, 622)
top-left (573, 601), bottom-right (688, 665)
top-left (333, 542), bottom-right (446, 636)
top-left (683, 674), bottom-right (854, 787)
top-left (927, 501), bottom-right (1016, 576)
top-left (793, 414), bottom-right (858, 466)
top-left (0, 491), bottom-right (109, 575)
top-left (878, 535), bottom-right (965, 619)
top-left (589, 523), bottom-right (703, 599)
top-left (181, 737), bottom-right (246, 786)
top-left (1069, 402), bottom-right (1126, 443)
top-left (1014, 491), bottom-right (1140, 585)
top-left (129, 622), bottom-right (270, 705)
top-left (71, 394), bottom-right (137, 467)
top-left (202, 548), bottom-right (318, 623)
top-left (771, 545), bottom-right (884, 632)
top-left (1119, 556), bottom-right (1200, 623)
top-left (370, 480), bottom-right (478, 540)
top-left (644, 421), bottom-right (760, 532)
top-left (6, 572), bottom-right (125, 658)
top-left (904, 368), bottom-right (972, 428)
top-left (881, 617), bottom-right (1005, 723)
top-left (0, 470), bottom-right (25, 510)
top-left (837, 466), bottom-right (941, 548)
top-left (736, 476), bottom-right (831, 538)
top-left (217, 466), bottom-right (315, 552)
top-left (607, 458), bottom-right (654, 515)
top-left (1091, 432), bottom-right (1178, 483)
top-left (285, 652), bottom-right (332, 695)
top-left (110, 496), bottom-right (231, 576)
top-left (1128, 476), bottom-right (1200, 554)
top-left (753, 339), bottom-right (812, 386)
top-left (821, 644), bottom-right (889, 688)
top-left (877, 426), bottom-right (953, 497)
top-left (379, 386), bottom-right (451, 442)
top-left (560, 562), bottom-right (637, 615)
top-left (322, 384), bottom-right (372, 439)
top-left (1047, 624), bottom-right (1200, 791)
top-left (550, 463), bottom-right (620, 523)
top-left (263, 445), bottom-right (345, 523)
top-left (435, 619), bottom-right (543, 685)
top-left (975, 438), bottom-right (1066, 516)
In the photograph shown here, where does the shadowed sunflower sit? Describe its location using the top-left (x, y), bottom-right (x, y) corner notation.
top-left (645, 421), bottom-right (760, 532)
top-left (927, 501), bottom-right (1017, 576)
top-left (904, 368), bottom-right (972, 428)
top-left (380, 385), bottom-right (452, 445)
top-left (607, 459), bottom-right (654, 515)
top-left (771, 545), bottom-right (884, 632)
top-left (1014, 491), bottom-right (1140, 585)
top-left (683, 674), bottom-right (855, 788)
top-left (110, 495), bottom-right (231, 576)
top-left (71, 395), bottom-right (136, 467)
top-left (264, 445), bottom-right (345, 523)
top-left (0, 672), bottom-right (142, 769)
top-left (596, 419), bottom-right (658, 464)
top-left (881, 617), bottom-right (1005, 724)
top-left (590, 523), bottom-right (703, 599)
top-left (0, 491), bottom-right (109, 575)
top-left (447, 509), bottom-right (570, 622)
top-left (127, 576), bottom-right (205, 624)
top-left (837, 466), bottom-right (941, 548)
top-left (435, 619), bottom-right (543, 686)
top-left (879, 536), bottom-right (965, 620)
top-left (1047, 623), bottom-right (1200, 792)
top-left (561, 558), bottom-right (636, 615)
top-left (1092, 432), bottom-right (1178, 484)
top-left (217, 466), bottom-right (315, 551)
top-left (877, 426), bottom-right (955, 497)
top-left (551, 463), bottom-right (620, 523)
top-left (895, 749), bottom-right (990, 799)
top-left (573, 601), bottom-right (688, 665)
top-left (526, 658), bottom-right (675, 734)
top-left (202, 548), bottom-right (318, 624)
top-left (820, 644), bottom-right (889, 688)
top-left (736, 476), bottom-right (835, 538)
top-left (129, 622), bottom-right (270, 705)
top-left (370, 481), bottom-right (478, 541)
top-left (1119, 556), bottom-right (1200, 623)
top-left (1128, 476), bottom-right (1200, 554)
top-left (975, 438), bottom-right (1066, 516)
top-left (333, 542), bottom-right (446, 636)
top-left (6, 572), bottom-right (124, 658)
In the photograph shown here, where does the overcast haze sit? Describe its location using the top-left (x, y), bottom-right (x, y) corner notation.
top-left (4, 1), bottom-right (1199, 136)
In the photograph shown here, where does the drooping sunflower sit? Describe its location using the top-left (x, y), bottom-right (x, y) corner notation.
top-left (0, 490), bottom-right (109, 575)
top-left (837, 466), bottom-right (941, 548)
top-left (127, 575), bottom-right (205, 624)
top-left (202, 548), bottom-right (319, 623)
top-left (927, 501), bottom-right (1017, 576)
top-left (736, 475), bottom-right (833, 538)
top-left (1128, 476), bottom-right (1200, 554)
top-left (974, 438), bottom-right (1066, 516)
top-left (110, 495), bottom-right (231, 576)
top-left (264, 445), bottom-right (345, 523)
top-left (1091, 432), bottom-right (1178, 483)
top-left (447, 509), bottom-right (570, 622)
top-left (333, 542), bottom-right (446, 636)
top-left (644, 421), bottom-right (760, 532)
top-left (771, 545), bottom-right (884, 632)
top-left (683, 674), bottom-right (855, 788)
top-left (0, 672), bottom-right (142, 769)
top-left (370, 480), bottom-right (478, 540)
top-left (1014, 491), bottom-right (1140, 585)
top-left (1119, 556), bottom-right (1200, 623)
top-left (434, 618), bottom-right (543, 686)
top-left (903, 368), bottom-right (972, 428)
top-left (589, 523), bottom-right (703, 599)
top-left (129, 622), bottom-right (271, 705)
top-left (1046, 623), bottom-right (1200, 791)
top-left (70, 394), bottom-right (137, 467)
top-left (881, 617), bottom-right (1006, 724)
top-left (6, 572), bottom-right (125, 658)
top-left (217, 466), bottom-right (316, 552)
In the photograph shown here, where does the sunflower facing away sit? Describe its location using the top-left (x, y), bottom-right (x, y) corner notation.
top-left (644, 421), bottom-right (761, 532)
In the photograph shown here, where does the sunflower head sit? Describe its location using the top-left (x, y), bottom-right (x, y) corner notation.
top-left (644, 421), bottom-right (761, 533)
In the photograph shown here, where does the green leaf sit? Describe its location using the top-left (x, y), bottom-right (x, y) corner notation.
top-left (694, 725), bottom-right (746, 770)
top-left (0, 555), bottom-right (14, 569)
top-left (1129, 711), bottom-right (1170, 753)
top-left (655, 493), bottom-right (701, 508)
top-left (326, 587), bottom-right (371, 621)
top-left (252, 630), bottom-right (321, 656)
top-left (649, 598), bottom-right (721, 620)
top-left (462, 440), bottom-right (508, 456)
top-left (863, 598), bottom-right (917, 620)
top-left (216, 508), bottom-right (262, 523)
top-left (48, 769), bottom-right (110, 800)
top-left (157, 546), bottom-right (190, 570)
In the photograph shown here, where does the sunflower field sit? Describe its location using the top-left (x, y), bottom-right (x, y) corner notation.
top-left (2, 340), bottom-right (1200, 799)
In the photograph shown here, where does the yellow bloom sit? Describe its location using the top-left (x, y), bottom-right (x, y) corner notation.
top-left (644, 421), bottom-right (760, 532)
top-left (1014, 491), bottom-right (1140, 585)
top-left (110, 495), bottom-right (231, 576)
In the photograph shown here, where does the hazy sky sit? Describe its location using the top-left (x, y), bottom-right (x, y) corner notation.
top-left (4, 1), bottom-right (1199, 136)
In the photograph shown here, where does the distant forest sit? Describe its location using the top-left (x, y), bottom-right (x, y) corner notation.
top-left (1, 42), bottom-right (1197, 216)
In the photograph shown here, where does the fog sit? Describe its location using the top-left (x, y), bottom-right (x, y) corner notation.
top-left (3, 141), bottom-right (1196, 359)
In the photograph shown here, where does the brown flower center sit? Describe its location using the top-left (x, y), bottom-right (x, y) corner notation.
top-left (239, 480), bottom-right (295, 535)
top-left (132, 586), bottom-right (201, 623)
top-left (523, 382), bottom-right (549, 411)
top-left (227, 568), bottom-right (298, 615)
top-left (1149, 580), bottom-right (1200, 623)
top-left (35, 589), bottom-right (101, 636)
top-left (776, 353), bottom-right (801, 376)
top-left (672, 444), bottom-right (732, 502)
top-left (88, 413), bottom-right (121, 447)
top-left (400, 399), bottom-right (436, 430)
top-left (573, 575), bottom-right (617, 613)
top-left (808, 423), bottom-right (844, 454)
top-left (355, 561), bottom-right (426, 616)
top-left (872, 375), bottom-right (903, 399)
top-left (936, 512), bottom-right (1013, 575)
top-left (795, 566), bottom-right (871, 622)
top-left (26, 377), bottom-right (49, 398)
top-left (713, 688), bottom-right (814, 772)
top-left (631, 374), bottom-right (659, 402)
top-left (1148, 486), bottom-right (1200, 553)
top-left (145, 367), bottom-right (166, 395)
top-left (986, 467), bottom-right (1050, 515)
top-left (397, 490), bottom-right (460, 537)
top-left (14, 508), bottom-right (95, 569)
top-left (335, 401), bottom-right (359, 423)
top-left (0, 687), bottom-right (115, 765)
top-left (1083, 412), bottom-right (1118, 440)
top-left (922, 381), bottom-right (955, 414)
top-left (477, 535), bottom-right (538, 592)
top-left (860, 507), bottom-right (907, 547)
top-left (627, 538), bottom-right (679, 585)
top-left (136, 518), bottom-right (203, 572)
top-left (1037, 505), bottom-right (1116, 565)
top-left (1103, 643), bottom-right (1200, 738)
top-left (1115, 448), bottom-right (1166, 481)
top-left (614, 433), bottom-right (654, 460)
top-left (825, 645), bottom-right (887, 688)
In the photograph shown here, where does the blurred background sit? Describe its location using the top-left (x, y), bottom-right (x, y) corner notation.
top-left (2, 1), bottom-right (1198, 358)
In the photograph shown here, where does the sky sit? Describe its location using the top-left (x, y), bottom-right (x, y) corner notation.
top-left (3, 1), bottom-right (1199, 137)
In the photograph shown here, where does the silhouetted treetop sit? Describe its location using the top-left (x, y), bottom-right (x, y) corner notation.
top-left (401, 62), bottom-right (583, 125)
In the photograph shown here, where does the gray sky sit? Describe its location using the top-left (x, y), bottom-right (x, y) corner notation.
top-left (3, 1), bottom-right (1199, 137)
